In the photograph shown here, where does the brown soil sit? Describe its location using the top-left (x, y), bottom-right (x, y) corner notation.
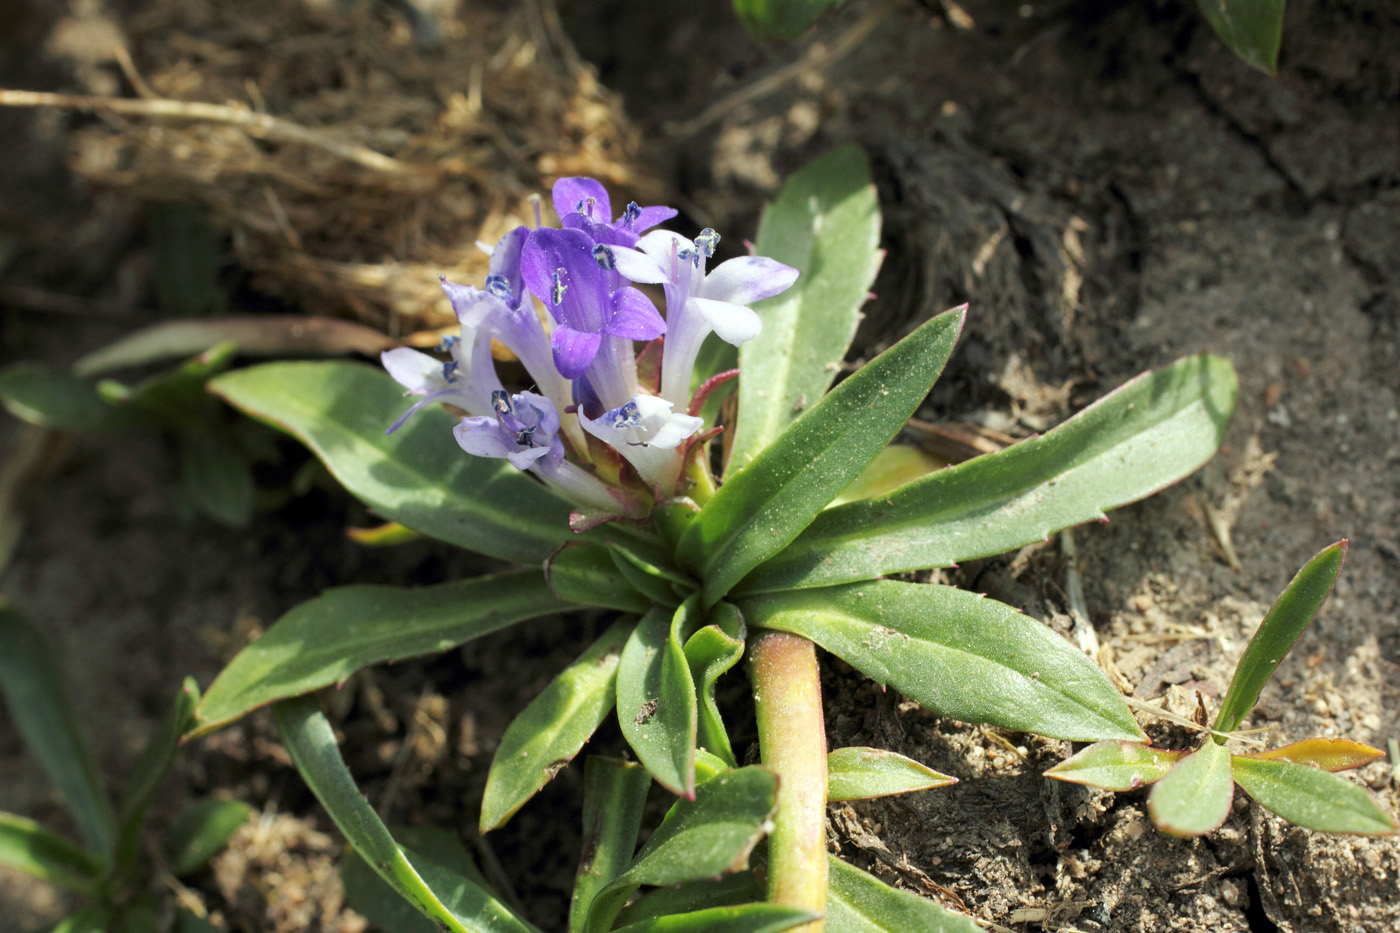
top-left (2, 1), bottom-right (1398, 931)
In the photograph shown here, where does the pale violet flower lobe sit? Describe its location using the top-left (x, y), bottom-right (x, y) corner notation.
top-left (613, 229), bottom-right (798, 408)
top-left (381, 328), bottom-right (501, 433)
top-left (453, 390), bottom-right (627, 514)
top-left (580, 393), bottom-right (703, 493)
top-left (552, 177), bottom-right (677, 249)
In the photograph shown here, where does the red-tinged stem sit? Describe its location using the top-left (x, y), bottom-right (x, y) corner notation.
top-left (749, 630), bottom-right (828, 930)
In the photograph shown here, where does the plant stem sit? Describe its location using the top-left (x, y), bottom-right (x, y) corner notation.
top-left (749, 630), bottom-right (828, 930)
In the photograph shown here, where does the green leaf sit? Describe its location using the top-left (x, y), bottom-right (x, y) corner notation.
top-left (826, 856), bottom-right (979, 932)
top-left (615, 904), bottom-right (819, 933)
top-left (615, 872), bottom-right (762, 928)
top-left (739, 581), bottom-right (1144, 742)
top-left (166, 798), bottom-right (253, 876)
top-left (208, 361), bottom-right (573, 561)
top-left (1246, 737), bottom-right (1385, 772)
top-left (0, 364), bottom-right (129, 431)
top-left (0, 602), bottom-right (115, 854)
top-left (1193, 0), bottom-right (1285, 74)
top-left (570, 758), bottom-right (652, 933)
top-left (681, 307), bottom-right (965, 607)
top-left (827, 747), bottom-right (956, 802)
top-left (617, 603), bottom-right (700, 797)
top-left (177, 430), bottom-right (255, 527)
top-left (481, 620), bottom-right (632, 833)
top-left (0, 812), bottom-right (103, 892)
top-left (112, 679), bottom-right (200, 873)
top-left (49, 905), bottom-right (116, 933)
top-left (584, 766), bottom-right (779, 932)
top-left (742, 354), bottom-right (1238, 594)
top-left (546, 543), bottom-right (653, 613)
top-left (727, 145), bottom-right (883, 473)
top-left (119, 342), bottom-right (238, 423)
top-left (1044, 740), bottom-right (1184, 792)
top-left (683, 606), bottom-right (746, 768)
top-left (1232, 756), bottom-right (1397, 835)
top-left (148, 202), bottom-right (226, 318)
top-left (342, 826), bottom-right (487, 933)
top-left (1214, 541), bottom-right (1345, 737)
top-left (1147, 741), bottom-right (1235, 837)
top-left (732, 0), bottom-right (845, 41)
top-left (271, 696), bottom-right (538, 933)
top-left (829, 445), bottom-right (945, 508)
top-left (193, 571), bottom-right (562, 736)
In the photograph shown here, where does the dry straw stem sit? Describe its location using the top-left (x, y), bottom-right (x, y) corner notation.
top-left (7, 0), bottom-right (657, 331)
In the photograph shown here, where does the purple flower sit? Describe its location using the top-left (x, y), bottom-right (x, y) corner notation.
top-left (381, 329), bottom-right (501, 433)
top-left (579, 393), bottom-right (704, 493)
top-left (454, 389), bottom-right (642, 515)
top-left (552, 177), bottom-right (677, 250)
top-left (521, 227), bottom-right (665, 411)
top-left (612, 230), bottom-right (798, 408)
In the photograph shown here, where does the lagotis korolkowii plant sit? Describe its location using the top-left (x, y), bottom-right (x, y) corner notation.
top-left (184, 147), bottom-right (1333, 931)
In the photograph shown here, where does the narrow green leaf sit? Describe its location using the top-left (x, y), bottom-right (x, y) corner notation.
top-left (0, 602), bottom-right (115, 854)
top-left (617, 603), bottom-right (700, 797)
top-left (615, 904), bottom-right (819, 933)
top-left (609, 549), bottom-right (685, 609)
top-left (546, 543), bottom-right (653, 613)
top-left (1044, 740), bottom-right (1184, 792)
top-left (728, 144), bottom-right (883, 473)
top-left (112, 679), bottom-right (200, 873)
top-left (1246, 737), bottom-right (1385, 772)
top-left (681, 307), bottom-right (965, 607)
top-left (732, 0), bottom-right (845, 41)
top-left (1147, 741), bottom-right (1235, 837)
top-left (1214, 541), bottom-right (1345, 737)
top-left (342, 825), bottom-right (488, 933)
top-left (271, 696), bottom-right (539, 933)
top-left (742, 354), bottom-right (1237, 594)
top-left (1193, 0), bottom-right (1285, 74)
top-left (166, 798), bottom-right (254, 876)
top-left (73, 315), bottom-right (399, 378)
top-left (49, 905), bottom-right (116, 933)
top-left (177, 430), bottom-right (255, 527)
top-left (481, 620), bottom-right (632, 833)
top-left (0, 812), bottom-right (102, 892)
top-left (1232, 756), bottom-right (1397, 835)
top-left (208, 361), bottom-right (572, 561)
top-left (827, 747), bottom-right (956, 802)
top-left (615, 872), bottom-right (762, 928)
top-left (739, 581), bottom-right (1144, 742)
top-left (683, 609), bottom-right (746, 767)
top-left (584, 766), bottom-right (779, 932)
top-left (826, 856), bottom-right (979, 933)
top-left (193, 571), bottom-right (562, 736)
top-left (570, 758), bottom-right (652, 933)
top-left (0, 364), bottom-right (126, 430)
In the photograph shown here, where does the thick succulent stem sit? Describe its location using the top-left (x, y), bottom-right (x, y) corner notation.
top-left (749, 630), bottom-right (828, 930)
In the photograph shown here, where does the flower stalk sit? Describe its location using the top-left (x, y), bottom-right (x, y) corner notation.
top-left (749, 629), bottom-right (828, 930)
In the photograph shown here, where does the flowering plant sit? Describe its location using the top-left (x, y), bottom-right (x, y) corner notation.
top-left (188, 148), bottom-right (1270, 930)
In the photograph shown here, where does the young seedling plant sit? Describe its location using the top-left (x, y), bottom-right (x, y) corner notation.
top-left (1047, 541), bottom-right (1397, 838)
top-left (187, 146), bottom-right (1247, 931)
top-left (0, 602), bottom-right (252, 932)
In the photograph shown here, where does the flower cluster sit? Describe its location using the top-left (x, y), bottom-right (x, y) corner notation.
top-left (384, 178), bottom-right (798, 517)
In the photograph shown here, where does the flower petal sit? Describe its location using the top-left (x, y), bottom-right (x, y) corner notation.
top-left (690, 297), bottom-right (762, 345)
top-left (605, 287), bottom-right (666, 340)
top-left (453, 416), bottom-right (516, 459)
top-left (551, 323), bottom-right (602, 378)
top-left (626, 205), bottom-right (679, 234)
top-left (522, 227), bottom-right (611, 331)
top-left (608, 245), bottom-right (669, 284)
top-left (552, 177), bottom-right (612, 225)
top-left (702, 256), bottom-right (799, 305)
top-left (381, 347), bottom-right (445, 394)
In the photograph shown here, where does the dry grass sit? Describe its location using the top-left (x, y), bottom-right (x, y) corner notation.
top-left (5, 0), bottom-right (657, 334)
